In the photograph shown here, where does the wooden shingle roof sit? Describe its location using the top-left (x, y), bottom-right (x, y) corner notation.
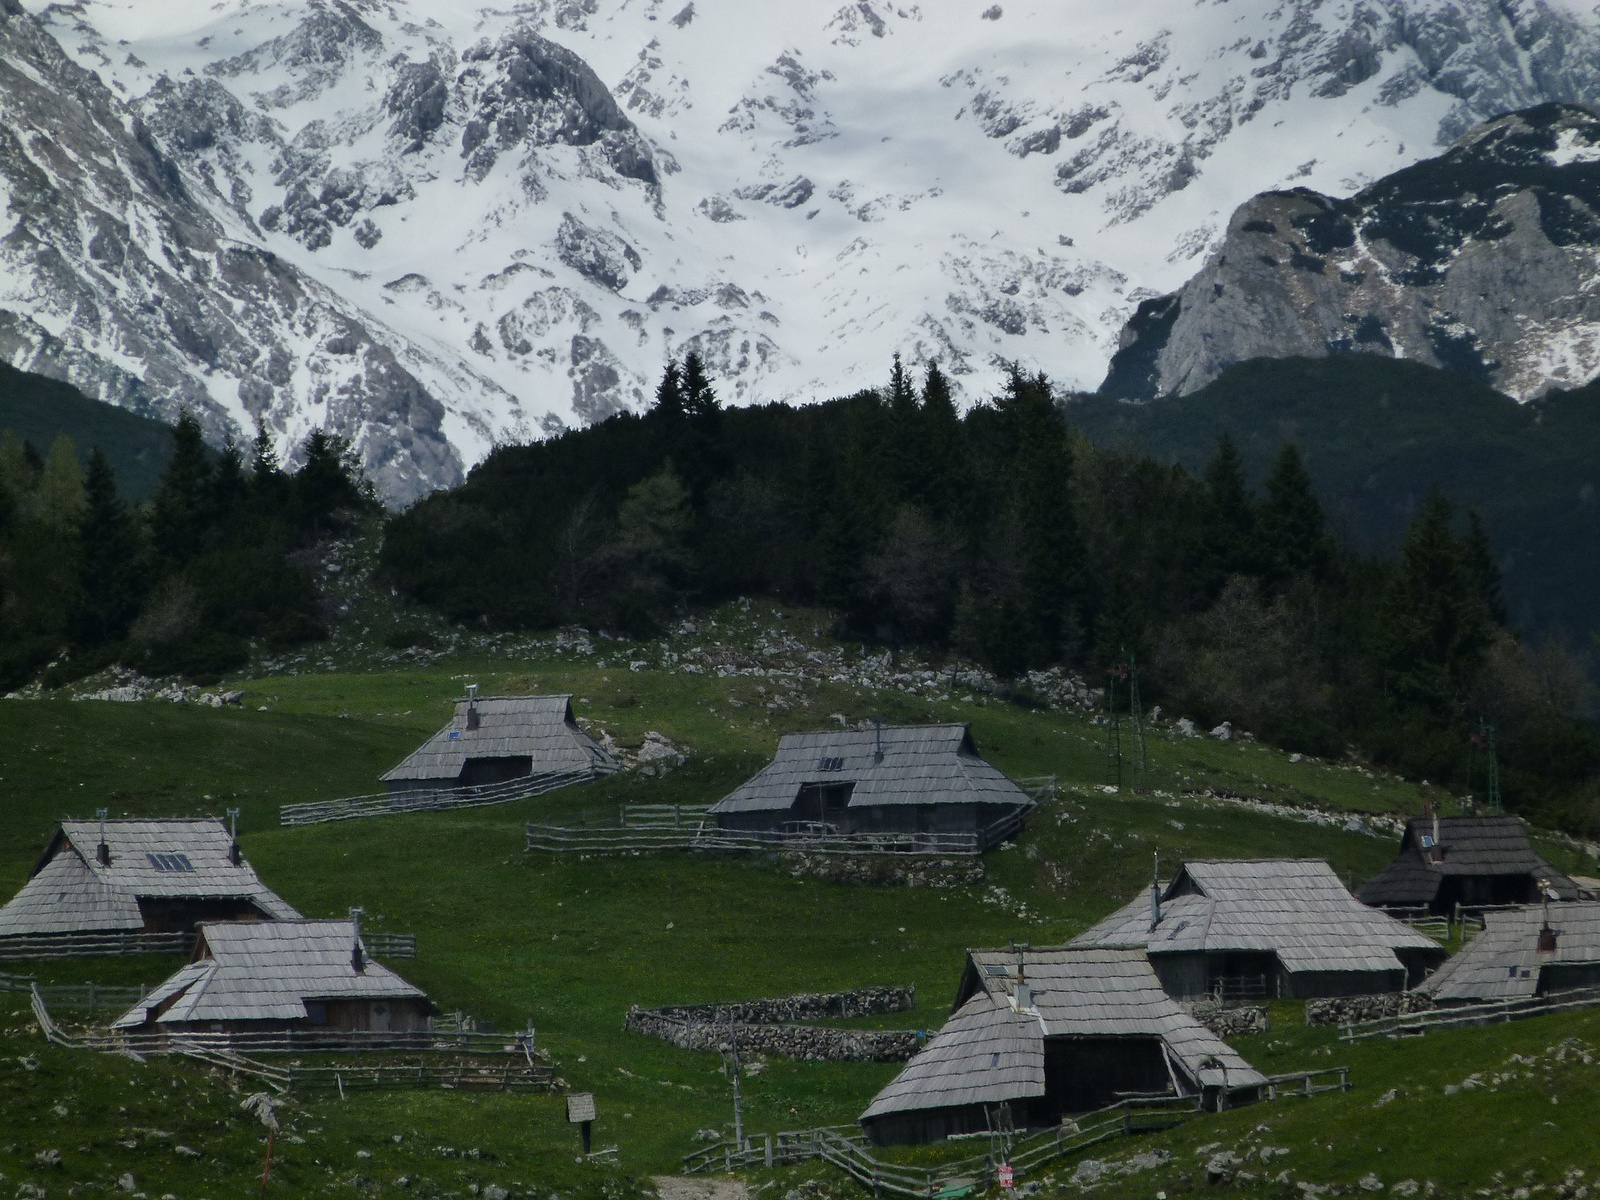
top-left (1069, 860), bottom-right (1439, 975)
top-left (112, 920), bottom-right (431, 1028)
top-left (1419, 902), bottom-right (1600, 1003)
top-left (1356, 817), bottom-right (1579, 908)
top-left (381, 695), bottom-right (617, 783)
top-left (0, 819), bottom-right (299, 937)
top-left (860, 947), bottom-right (1263, 1122)
top-left (710, 724), bottom-right (1031, 814)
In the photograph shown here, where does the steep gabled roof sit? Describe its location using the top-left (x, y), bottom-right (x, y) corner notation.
top-left (1356, 817), bottom-right (1579, 908)
top-left (382, 695), bottom-right (617, 783)
top-left (861, 947), bottom-right (1263, 1122)
top-left (0, 819), bottom-right (299, 937)
top-left (112, 920), bottom-right (432, 1028)
top-left (1069, 860), bottom-right (1439, 975)
top-left (1419, 902), bottom-right (1600, 1003)
top-left (710, 724), bottom-right (1031, 814)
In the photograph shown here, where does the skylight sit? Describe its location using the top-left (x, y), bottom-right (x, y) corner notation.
top-left (818, 756), bottom-right (845, 772)
top-left (146, 852), bottom-right (195, 873)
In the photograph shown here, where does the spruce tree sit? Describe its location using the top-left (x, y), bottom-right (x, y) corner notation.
top-left (1201, 432), bottom-right (1259, 585)
top-left (72, 448), bottom-right (144, 647)
top-left (652, 360), bottom-right (686, 420)
top-left (1260, 442), bottom-right (1331, 583)
top-left (1463, 509), bottom-right (1508, 627)
top-left (1383, 494), bottom-right (1495, 711)
top-left (38, 435), bottom-right (86, 529)
top-left (149, 412), bottom-right (214, 568)
top-left (919, 361), bottom-right (963, 519)
top-left (680, 352), bottom-right (719, 419)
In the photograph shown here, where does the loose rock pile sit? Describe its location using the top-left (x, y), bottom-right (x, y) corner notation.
top-left (1181, 1000), bottom-right (1269, 1038)
top-left (626, 986), bottom-right (922, 1062)
top-left (1304, 992), bottom-right (1436, 1026)
top-left (780, 853), bottom-right (985, 888)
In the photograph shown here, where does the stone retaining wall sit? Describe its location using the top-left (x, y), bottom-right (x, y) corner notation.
top-left (1304, 992), bottom-right (1435, 1026)
top-left (625, 986), bottom-right (921, 1062)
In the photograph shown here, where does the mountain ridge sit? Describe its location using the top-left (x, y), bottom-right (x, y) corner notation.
top-left (8, 0), bottom-right (1600, 497)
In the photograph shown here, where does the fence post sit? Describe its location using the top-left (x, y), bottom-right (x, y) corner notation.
top-left (765, 1134), bottom-right (773, 1168)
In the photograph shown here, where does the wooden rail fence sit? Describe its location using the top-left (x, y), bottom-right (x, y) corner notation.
top-left (280, 764), bottom-right (611, 826)
top-left (527, 787), bottom-right (1049, 859)
top-left (0, 931), bottom-right (193, 960)
top-left (683, 1068), bottom-right (1350, 1194)
top-left (1341, 985), bottom-right (1600, 1040)
top-left (29, 986), bottom-right (551, 1093)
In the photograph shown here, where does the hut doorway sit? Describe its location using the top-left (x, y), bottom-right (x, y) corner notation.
top-left (458, 756), bottom-right (534, 787)
top-left (1042, 1036), bottom-right (1170, 1116)
top-left (792, 783), bottom-right (854, 828)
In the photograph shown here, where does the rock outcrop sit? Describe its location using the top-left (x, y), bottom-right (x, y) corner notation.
top-left (1102, 104), bottom-right (1600, 403)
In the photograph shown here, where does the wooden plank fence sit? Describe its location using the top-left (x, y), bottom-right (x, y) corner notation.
top-left (683, 1068), bottom-right (1350, 1193)
top-left (280, 764), bottom-right (611, 826)
top-left (1341, 985), bottom-right (1600, 1041)
top-left (0, 931), bottom-right (193, 960)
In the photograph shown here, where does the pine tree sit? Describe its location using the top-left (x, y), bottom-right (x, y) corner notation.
top-left (72, 448), bottom-right (144, 646)
top-left (295, 429), bottom-right (369, 533)
top-left (1260, 442), bottom-right (1331, 583)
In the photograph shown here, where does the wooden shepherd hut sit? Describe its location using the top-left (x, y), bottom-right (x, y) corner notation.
top-left (112, 918), bottom-right (436, 1034)
top-left (382, 693), bottom-right (617, 795)
top-left (707, 723), bottom-right (1033, 848)
top-left (1355, 815), bottom-right (1580, 915)
top-left (1416, 902), bottom-right (1600, 1004)
top-left (859, 947), bottom-right (1265, 1145)
top-left (1069, 860), bottom-right (1445, 999)
top-left (0, 818), bottom-right (299, 942)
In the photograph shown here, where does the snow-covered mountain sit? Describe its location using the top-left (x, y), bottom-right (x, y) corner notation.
top-left (6, 0), bottom-right (1600, 500)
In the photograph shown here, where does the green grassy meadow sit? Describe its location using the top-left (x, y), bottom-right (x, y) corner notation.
top-left (1, 612), bottom-right (1595, 1197)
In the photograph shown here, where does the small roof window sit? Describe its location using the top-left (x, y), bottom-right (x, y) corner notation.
top-left (818, 756), bottom-right (845, 772)
top-left (146, 852), bottom-right (195, 873)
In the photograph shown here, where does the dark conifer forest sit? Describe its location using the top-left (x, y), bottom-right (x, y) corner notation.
top-left (383, 355), bottom-right (1600, 828)
top-left (0, 414), bottom-right (374, 686)
top-left (3, 353), bottom-right (1596, 828)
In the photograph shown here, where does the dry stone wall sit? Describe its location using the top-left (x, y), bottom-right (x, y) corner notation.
top-left (626, 986), bottom-right (921, 1062)
top-left (1304, 992), bottom-right (1435, 1026)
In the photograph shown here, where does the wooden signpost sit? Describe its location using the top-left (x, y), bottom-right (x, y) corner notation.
top-left (567, 1092), bottom-right (596, 1154)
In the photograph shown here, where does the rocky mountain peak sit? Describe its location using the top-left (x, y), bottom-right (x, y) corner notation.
top-left (6, 0), bottom-right (1600, 501)
top-left (1102, 103), bottom-right (1600, 403)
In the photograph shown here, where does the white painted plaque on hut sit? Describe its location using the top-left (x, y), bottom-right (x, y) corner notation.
top-left (567, 1093), bottom-right (596, 1124)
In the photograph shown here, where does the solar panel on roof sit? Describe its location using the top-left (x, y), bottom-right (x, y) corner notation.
top-left (146, 853), bottom-right (194, 873)
top-left (819, 756), bottom-right (844, 771)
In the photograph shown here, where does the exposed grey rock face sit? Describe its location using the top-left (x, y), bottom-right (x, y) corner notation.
top-left (1102, 104), bottom-right (1600, 402)
top-left (0, 1), bottom-right (461, 503)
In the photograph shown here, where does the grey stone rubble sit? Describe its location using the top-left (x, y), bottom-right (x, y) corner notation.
top-left (625, 986), bottom-right (920, 1063)
top-left (1304, 991), bottom-right (1436, 1027)
top-left (1180, 999), bottom-right (1270, 1038)
top-left (780, 853), bottom-right (985, 888)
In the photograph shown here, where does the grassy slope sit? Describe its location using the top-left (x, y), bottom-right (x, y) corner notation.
top-left (0, 613), bottom-right (1592, 1196)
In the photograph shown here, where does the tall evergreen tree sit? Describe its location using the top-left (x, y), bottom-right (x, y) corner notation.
top-left (72, 448), bottom-right (144, 647)
top-left (680, 352), bottom-right (719, 420)
top-left (919, 361), bottom-right (963, 519)
top-left (149, 413), bottom-right (213, 568)
top-left (1383, 494), bottom-right (1495, 711)
top-left (1463, 509), bottom-right (1508, 628)
top-left (1200, 432), bottom-right (1259, 586)
top-left (1260, 442), bottom-right (1331, 584)
top-left (652, 360), bottom-right (686, 421)
top-left (38, 435), bottom-right (86, 529)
